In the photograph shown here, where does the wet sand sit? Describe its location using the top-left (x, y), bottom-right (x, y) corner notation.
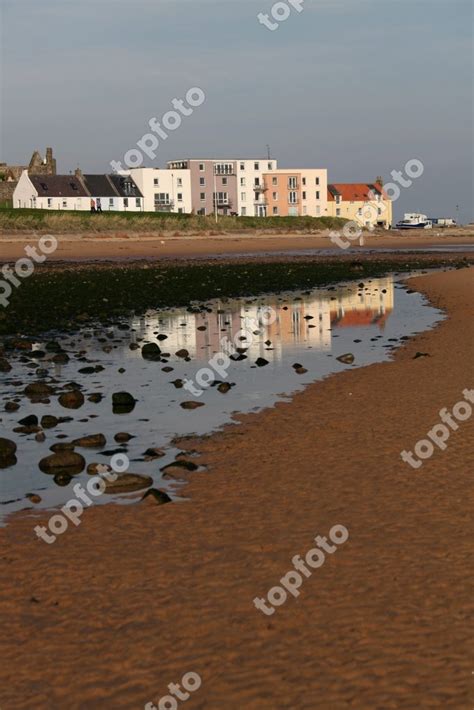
top-left (0, 267), bottom-right (473, 709)
top-left (0, 229), bottom-right (473, 262)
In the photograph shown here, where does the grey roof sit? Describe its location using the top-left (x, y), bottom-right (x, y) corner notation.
top-left (108, 174), bottom-right (143, 198)
top-left (30, 175), bottom-right (89, 197)
top-left (82, 174), bottom-right (118, 198)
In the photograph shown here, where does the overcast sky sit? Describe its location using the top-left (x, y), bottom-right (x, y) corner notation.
top-left (1, 0), bottom-right (472, 221)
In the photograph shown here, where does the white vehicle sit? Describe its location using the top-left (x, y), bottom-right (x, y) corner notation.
top-left (396, 213), bottom-right (433, 230)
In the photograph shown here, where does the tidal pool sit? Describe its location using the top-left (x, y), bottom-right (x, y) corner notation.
top-left (0, 274), bottom-right (443, 522)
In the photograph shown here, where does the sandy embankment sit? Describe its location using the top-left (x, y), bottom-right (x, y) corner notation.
top-left (0, 268), bottom-right (472, 709)
top-left (0, 228), bottom-right (473, 262)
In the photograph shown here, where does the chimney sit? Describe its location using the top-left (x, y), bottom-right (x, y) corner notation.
top-left (75, 167), bottom-right (83, 178)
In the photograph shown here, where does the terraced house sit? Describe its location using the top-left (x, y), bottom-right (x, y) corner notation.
top-left (260, 168), bottom-right (328, 217)
top-left (327, 183), bottom-right (392, 229)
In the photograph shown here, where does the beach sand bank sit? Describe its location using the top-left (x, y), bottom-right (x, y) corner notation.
top-left (0, 267), bottom-right (472, 709)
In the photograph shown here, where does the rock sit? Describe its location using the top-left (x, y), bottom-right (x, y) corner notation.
top-left (171, 379), bottom-right (184, 389)
top-left (18, 415), bottom-right (38, 427)
top-left (161, 460), bottom-right (198, 473)
top-left (53, 473), bottom-right (72, 487)
top-left (26, 493), bottom-right (42, 504)
top-left (87, 462), bottom-right (111, 475)
top-left (5, 402), bottom-right (20, 412)
top-left (175, 348), bottom-right (190, 358)
top-left (217, 382), bottom-right (231, 394)
top-left (157, 334), bottom-right (168, 341)
top-left (35, 432), bottom-right (46, 443)
top-left (255, 357), bottom-right (269, 367)
top-left (413, 352), bottom-right (430, 359)
top-left (58, 390), bottom-right (85, 409)
top-left (112, 391), bottom-right (136, 414)
top-left (45, 341), bottom-right (62, 352)
top-left (78, 366), bottom-right (96, 374)
top-left (52, 352), bottom-right (70, 364)
top-left (295, 367), bottom-right (308, 374)
top-left (141, 488), bottom-right (172, 505)
top-left (129, 343), bottom-right (140, 351)
top-left (13, 425), bottom-right (41, 434)
top-left (336, 353), bottom-right (355, 365)
top-left (40, 415), bottom-right (59, 429)
top-left (292, 363), bottom-right (303, 370)
top-left (0, 438), bottom-right (17, 458)
top-left (24, 382), bottom-right (54, 397)
top-left (114, 432), bottom-right (134, 443)
top-left (162, 366), bottom-right (174, 373)
top-left (50, 442), bottom-right (75, 452)
top-left (0, 358), bottom-right (12, 372)
top-left (141, 343), bottom-right (162, 361)
top-left (180, 401), bottom-right (205, 410)
top-left (29, 350), bottom-right (45, 360)
top-left (102, 473), bottom-right (153, 495)
top-left (88, 393), bottom-right (103, 403)
top-left (143, 447), bottom-right (166, 459)
top-left (39, 451), bottom-right (85, 475)
top-left (72, 433), bottom-right (106, 448)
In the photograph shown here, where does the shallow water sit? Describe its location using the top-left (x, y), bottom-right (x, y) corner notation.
top-left (0, 274), bottom-right (443, 522)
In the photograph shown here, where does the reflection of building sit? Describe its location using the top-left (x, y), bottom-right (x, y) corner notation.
top-left (128, 277), bottom-right (394, 363)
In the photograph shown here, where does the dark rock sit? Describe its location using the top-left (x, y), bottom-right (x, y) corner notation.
top-left (39, 451), bottom-right (85, 475)
top-left (50, 443), bottom-right (75, 452)
top-left (142, 343), bottom-right (161, 361)
top-left (5, 402), bottom-right (20, 412)
top-left (141, 488), bottom-right (172, 505)
top-left (58, 390), bottom-right (85, 409)
top-left (41, 415), bottom-right (59, 429)
top-left (413, 352), bottom-right (430, 359)
top-left (0, 358), bottom-right (12, 372)
top-left (88, 393), bottom-right (103, 403)
top-left (72, 434), bottom-right (106, 448)
top-left (26, 493), bottom-right (42, 504)
top-left (217, 382), bottom-right (231, 394)
top-left (53, 473), bottom-right (72, 487)
top-left (336, 353), bottom-right (355, 365)
top-left (0, 438), bottom-right (17, 459)
top-left (52, 352), bottom-right (70, 364)
top-left (103, 473), bottom-right (153, 495)
top-left (24, 382), bottom-right (54, 397)
top-left (157, 334), bottom-right (168, 341)
top-left (18, 415), bottom-right (38, 427)
top-left (255, 357), bottom-right (269, 367)
top-left (294, 367), bottom-right (308, 375)
top-left (143, 447), bottom-right (166, 459)
top-left (171, 379), bottom-right (184, 389)
top-left (180, 401), bottom-right (205, 410)
top-left (161, 460), bottom-right (198, 473)
top-left (175, 348), bottom-right (189, 359)
top-left (115, 432), bottom-right (134, 443)
top-left (112, 391), bottom-right (136, 414)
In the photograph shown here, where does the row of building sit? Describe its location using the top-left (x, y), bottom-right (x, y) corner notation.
top-left (11, 152), bottom-right (393, 228)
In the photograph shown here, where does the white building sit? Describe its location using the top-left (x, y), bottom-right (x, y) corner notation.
top-left (122, 168), bottom-right (192, 213)
top-left (236, 159), bottom-right (278, 216)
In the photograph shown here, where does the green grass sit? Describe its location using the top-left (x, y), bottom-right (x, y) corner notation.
top-left (0, 259), bottom-right (463, 338)
top-left (0, 207), bottom-right (347, 234)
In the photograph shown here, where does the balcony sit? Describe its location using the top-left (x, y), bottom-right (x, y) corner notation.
top-left (253, 184), bottom-right (268, 193)
top-left (288, 199), bottom-right (299, 205)
top-left (254, 197), bottom-right (268, 205)
top-left (287, 182), bottom-right (299, 190)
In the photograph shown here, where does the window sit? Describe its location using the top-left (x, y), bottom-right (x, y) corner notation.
top-left (154, 178), bottom-right (159, 186)
top-left (316, 191), bottom-right (320, 200)
top-left (178, 208), bottom-right (183, 213)
top-left (214, 163), bottom-right (233, 175)
top-left (302, 177), bottom-right (306, 186)
top-left (254, 162), bottom-right (259, 170)
top-left (199, 177), bottom-right (205, 186)
top-left (272, 192), bottom-right (278, 200)
top-left (288, 191), bottom-right (298, 204)
top-left (124, 198), bottom-right (129, 208)
top-left (240, 162), bottom-right (245, 171)
top-left (136, 198), bottom-right (141, 207)
top-left (47, 198), bottom-right (53, 207)
top-left (315, 177), bottom-right (320, 185)
top-left (254, 178), bottom-right (260, 186)
top-left (288, 176), bottom-right (297, 189)
top-left (222, 177), bottom-right (228, 186)
top-left (272, 177), bottom-right (278, 186)
top-left (177, 193), bottom-right (183, 202)
top-left (213, 192), bottom-right (228, 205)
top-left (358, 208), bottom-right (363, 216)
top-left (268, 162), bottom-right (272, 170)
top-left (109, 198), bottom-right (114, 207)
top-left (241, 207), bottom-right (246, 215)
top-left (240, 177), bottom-right (246, 186)
top-left (154, 193), bottom-right (171, 205)
top-left (62, 199), bottom-right (67, 208)
top-left (302, 191), bottom-right (307, 200)
top-left (200, 192), bottom-right (205, 201)
top-left (241, 192), bottom-right (246, 201)
top-left (273, 206), bottom-right (279, 215)
top-left (378, 207), bottom-right (382, 215)
top-left (177, 178), bottom-right (182, 187)
top-left (199, 163), bottom-right (205, 171)
top-left (336, 208), bottom-right (341, 216)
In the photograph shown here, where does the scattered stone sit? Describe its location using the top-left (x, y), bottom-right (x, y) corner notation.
top-left (175, 348), bottom-right (190, 359)
top-left (39, 451), bottom-right (86, 475)
top-left (0, 438), bottom-right (17, 459)
top-left (58, 390), bottom-right (85, 409)
top-left (87, 462), bottom-right (111, 475)
top-left (142, 343), bottom-right (162, 361)
top-left (217, 382), bottom-right (231, 394)
top-left (88, 393), bottom-right (103, 403)
top-left (24, 382), bottom-right (54, 397)
top-left (171, 379), bottom-right (184, 389)
top-left (0, 358), bottom-right (12, 372)
top-left (53, 473), bottom-right (72, 487)
top-left (35, 432), bottom-right (46, 443)
top-left (157, 334), bottom-right (168, 341)
top-left (114, 432), bottom-right (134, 443)
top-left (50, 442), bottom-right (75, 452)
top-left (129, 343), bottom-right (140, 351)
top-left (72, 433), bottom-right (106, 448)
top-left (5, 402), bottom-right (20, 412)
top-left (255, 357), bottom-right (269, 367)
top-left (161, 460), bottom-right (198, 473)
top-left (143, 447), bottom-right (166, 459)
top-left (162, 366), bottom-right (174, 373)
top-left (18, 415), bottom-right (38, 427)
top-left (141, 488), bottom-right (172, 505)
top-left (295, 367), bottom-right (308, 375)
top-left (41, 415), bottom-right (59, 429)
top-left (26, 493), bottom-right (42, 504)
top-left (413, 352), bottom-right (430, 359)
top-left (112, 391), bottom-right (136, 414)
top-left (102, 473), bottom-right (153, 495)
top-left (13, 425), bottom-right (41, 434)
top-left (52, 352), bottom-right (70, 364)
top-left (336, 353), bottom-right (355, 365)
top-left (180, 401), bottom-right (205, 410)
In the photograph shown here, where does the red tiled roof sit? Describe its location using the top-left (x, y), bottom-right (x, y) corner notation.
top-left (328, 183), bottom-right (388, 202)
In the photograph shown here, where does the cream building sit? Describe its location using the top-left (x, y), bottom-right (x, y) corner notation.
top-left (327, 183), bottom-right (392, 229)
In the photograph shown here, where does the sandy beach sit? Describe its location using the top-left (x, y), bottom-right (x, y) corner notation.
top-left (0, 229), bottom-right (473, 262)
top-left (0, 265), bottom-right (472, 709)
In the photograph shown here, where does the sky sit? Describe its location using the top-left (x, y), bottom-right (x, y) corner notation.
top-left (0, 0), bottom-right (472, 221)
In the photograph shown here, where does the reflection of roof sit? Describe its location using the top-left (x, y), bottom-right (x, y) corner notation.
top-left (30, 175), bottom-right (89, 197)
top-left (328, 182), bottom-right (387, 201)
top-left (331, 308), bottom-right (392, 330)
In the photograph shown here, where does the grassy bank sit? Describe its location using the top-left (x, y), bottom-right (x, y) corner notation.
top-left (0, 259), bottom-right (466, 337)
top-left (0, 207), bottom-right (347, 234)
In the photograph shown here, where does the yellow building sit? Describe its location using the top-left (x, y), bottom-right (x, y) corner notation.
top-left (327, 183), bottom-right (392, 229)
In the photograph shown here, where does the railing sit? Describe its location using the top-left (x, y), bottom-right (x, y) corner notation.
top-left (253, 184), bottom-right (268, 192)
